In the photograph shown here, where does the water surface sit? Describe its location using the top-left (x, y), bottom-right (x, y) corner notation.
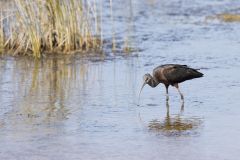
top-left (1, 0), bottom-right (240, 160)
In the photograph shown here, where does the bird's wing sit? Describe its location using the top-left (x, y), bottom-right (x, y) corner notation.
top-left (163, 65), bottom-right (203, 84)
top-left (157, 64), bottom-right (188, 68)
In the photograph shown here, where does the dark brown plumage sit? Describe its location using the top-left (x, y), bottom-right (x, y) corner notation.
top-left (140, 64), bottom-right (203, 101)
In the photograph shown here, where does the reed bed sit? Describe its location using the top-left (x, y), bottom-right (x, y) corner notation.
top-left (1, 0), bottom-right (106, 58)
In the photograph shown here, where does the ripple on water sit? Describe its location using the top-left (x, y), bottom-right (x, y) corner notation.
top-left (146, 103), bottom-right (159, 107)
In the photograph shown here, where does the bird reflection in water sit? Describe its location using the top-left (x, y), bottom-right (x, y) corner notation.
top-left (148, 102), bottom-right (202, 136)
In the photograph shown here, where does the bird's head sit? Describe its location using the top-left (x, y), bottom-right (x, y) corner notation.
top-left (139, 73), bottom-right (152, 97)
top-left (138, 73), bottom-right (157, 105)
top-left (142, 73), bottom-right (159, 88)
top-left (138, 73), bottom-right (152, 105)
top-left (143, 73), bottom-right (152, 84)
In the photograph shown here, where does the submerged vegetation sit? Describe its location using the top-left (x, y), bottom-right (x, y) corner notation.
top-left (216, 13), bottom-right (240, 22)
top-left (206, 13), bottom-right (240, 23)
top-left (0, 0), bottom-right (129, 58)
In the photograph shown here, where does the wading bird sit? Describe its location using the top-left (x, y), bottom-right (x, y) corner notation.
top-left (139, 64), bottom-right (203, 101)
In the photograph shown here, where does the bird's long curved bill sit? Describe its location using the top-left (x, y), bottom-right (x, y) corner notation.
top-left (138, 82), bottom-right (146, 106)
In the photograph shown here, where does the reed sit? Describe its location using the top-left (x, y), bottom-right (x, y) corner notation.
top-left (109, 0), bottom-right (116, 51)
top-left (2, 0), bottom-right (103, 57)
top-left (1, 0), bottom-right (135, 58)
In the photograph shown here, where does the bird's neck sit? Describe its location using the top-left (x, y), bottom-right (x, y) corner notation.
top-left (148, 75), bottom-right (159, 88)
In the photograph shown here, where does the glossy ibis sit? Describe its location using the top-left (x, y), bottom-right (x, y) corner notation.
top-left (139, 64), bottom-right (203, 101)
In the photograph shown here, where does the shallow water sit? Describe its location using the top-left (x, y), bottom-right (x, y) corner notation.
top-left (1, 0), bottom-right (240, 160)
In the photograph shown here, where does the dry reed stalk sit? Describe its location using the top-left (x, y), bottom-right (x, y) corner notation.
top-left (123, 0), bottom-right (133, 53)
top-left (109, 0), bottom-right (116, 51)
top-left (99, 0), bottom-right (103, 47)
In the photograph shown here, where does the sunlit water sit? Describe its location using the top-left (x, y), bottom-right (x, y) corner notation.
top-left (1, 0), bottom-right (240, 160)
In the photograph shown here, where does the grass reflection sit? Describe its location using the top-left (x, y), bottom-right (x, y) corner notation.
top-left (9, 56), bottom-right (94, 124)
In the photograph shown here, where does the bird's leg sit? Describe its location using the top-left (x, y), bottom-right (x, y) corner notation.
top-left (166, 99), bottom-right (170, 113)
top-left (165, 84), bottom-right (169, 101)
top-left (174, 83), bottom-right (184, 101)
top-left (180, 101), bottom-right (184, 113)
